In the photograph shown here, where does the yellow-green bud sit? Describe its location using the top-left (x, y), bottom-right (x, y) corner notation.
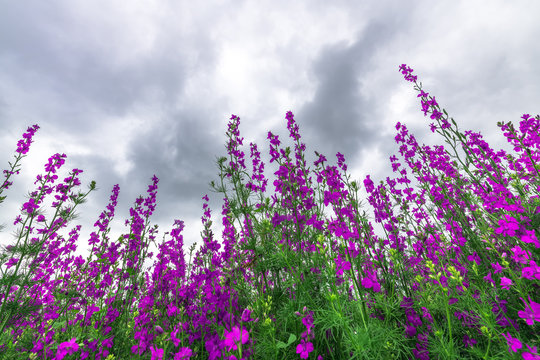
top-left (261, 219), bottom-right (272, 234)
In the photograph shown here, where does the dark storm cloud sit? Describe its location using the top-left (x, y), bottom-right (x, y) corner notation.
top-left (117, 106), bottom-right (229, 229)
top-left (293, 20), bottom-right (400, 174)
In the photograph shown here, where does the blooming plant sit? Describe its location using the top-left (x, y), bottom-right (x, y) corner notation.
top-left (0, 64), bottom-right (539, 359)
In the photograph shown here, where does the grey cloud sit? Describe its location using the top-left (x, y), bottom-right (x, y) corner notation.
top-left (0, 1), bottom-right (219, 134)
top-left (293, 21), bottom-right (400, 171)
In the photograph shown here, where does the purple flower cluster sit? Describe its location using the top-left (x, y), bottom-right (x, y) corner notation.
top-left (0, 64), bottom-right (538, 359)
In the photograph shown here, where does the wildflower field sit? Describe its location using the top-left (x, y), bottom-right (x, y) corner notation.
top-left (0, 64), bottom-right (538, 359)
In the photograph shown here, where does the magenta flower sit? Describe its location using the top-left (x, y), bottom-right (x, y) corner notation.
top-left (521, 261), bottom-right (540, 280)
top-left (463, 334), bottom-right (477, 348)
top-left (174, 347), bottom-right (193, 360)
top-left (171, 328), bottom-right (181, 347)
top-left (522, 343), bottom-right (540, 360)
top-left (224, 326), bottom-right (249, 352)
top-left (492, 261), bottom-right (505, 273)
top-left (520, 229), bottom-right (540, 248)
top-left (334, 254), bottom-right (351, 277)
top-left (502, 332), bottom-right (522, 352)
top-left (361, 270), bottom-right (381, 292)
top-left (421, 307), bottom-right (433, 323)
top-left (296, 339), bottom-right (314, 359)
top-left (483, 271), bottom-right (495, 285)
top-left (15, 124), bottom-right (40, 155)
top-left (5, 257), bottom-right (18, 270)
top-left (150, 345), bottom-right (164, 360)
top-left (54, 338), bottom-right (79, 360)
top-left (495, 214), bottom-right (520, 237)
top-left (511, 245), bottom-right (532, 264)
top-left (21, 197), bottom-right (39, 215)
top-left (500, 277), bottom-right (513, 290)
top-left (241, 308), bottom-right (255, 322)
top-left (405, 324), bottom-right (417, 337)
top-left (302, 311), bottom-right (314, 329)
top-left (363, 175), bottom-right (375, 193)
top-left (518, 296), bottom-right (540, 325)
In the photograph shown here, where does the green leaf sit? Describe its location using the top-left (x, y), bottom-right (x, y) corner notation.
top-left (96, 253), bottom-right (108, 264)
top-left (276, 333), bottom-right (297, 349)
top-left (126, 267), bottom-right (136, 276)
top-left (287, 333), bottom-right (297, 345)
top-left (51, 321), bottom-right (64, 330)
top-left (53, 288), bottom-right (85, 306)
top-left (253, 204), bottom-right (266, 213)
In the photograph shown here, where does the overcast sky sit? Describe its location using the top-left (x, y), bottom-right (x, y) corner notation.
top-left (1, 0), bottom-right (539, 277)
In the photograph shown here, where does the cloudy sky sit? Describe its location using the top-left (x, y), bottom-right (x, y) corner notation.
top-left (1, 0), bottom-right (539, 276)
